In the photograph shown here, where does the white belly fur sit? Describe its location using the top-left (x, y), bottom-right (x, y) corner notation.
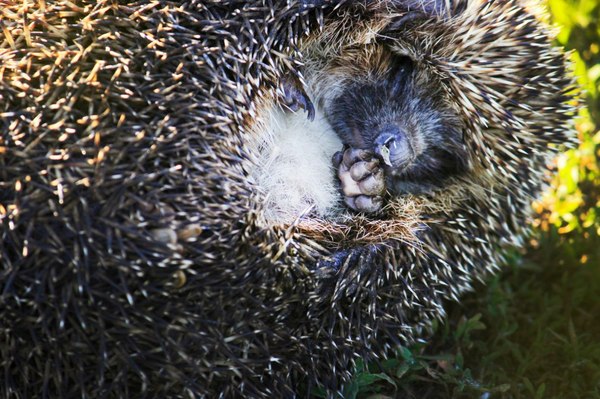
top-left (247, 102), bottom-right (343, 225)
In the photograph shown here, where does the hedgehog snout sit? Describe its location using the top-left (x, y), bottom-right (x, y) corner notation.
top-left (374, 127), bottom-right (413, 170)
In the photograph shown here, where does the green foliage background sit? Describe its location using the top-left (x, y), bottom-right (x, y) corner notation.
top-left (336, 1), bottom-right (600, 397)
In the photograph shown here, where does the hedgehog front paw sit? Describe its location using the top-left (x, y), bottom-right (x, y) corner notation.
top-left (280, 75), bottom-right (315, 121)
top-left (333, 148), bottom-right (385, 213)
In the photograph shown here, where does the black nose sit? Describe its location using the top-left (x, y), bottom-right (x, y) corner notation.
top-left (374, 128), bottom-right (412, 167)
top-left (374, 130), bottom-right (398, 147)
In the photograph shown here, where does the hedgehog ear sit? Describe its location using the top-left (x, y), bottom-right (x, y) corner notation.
top-left (384, 11), bottom-right (428, 33)
top-left (384, 0), bottom-right (452, 32)
top-left (396, 0), bottom-right (454, 15)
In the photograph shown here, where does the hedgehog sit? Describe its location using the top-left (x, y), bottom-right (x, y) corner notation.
top-left (0, 0), bottom-right (574, 398)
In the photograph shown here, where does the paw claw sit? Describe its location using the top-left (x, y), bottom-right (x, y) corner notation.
top-left (359, 169), bottom-right (385, 195)
top-left (342, 148), bottom-right (372, 167)
top-left (306, 100), bottom-right (316, 121)
top-left (344, 195), bottom-right (356, 210)
top-left (349, 160), bottom-right (379, 181)
top-left (354, 195), bottom-right (383, 213)
top-left (332, 151), bottom-right (344, 168)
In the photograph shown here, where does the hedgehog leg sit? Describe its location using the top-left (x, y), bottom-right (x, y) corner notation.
top-left (280, 75), bottom-right (315, 121)
top-left (333, 148), bottom-right (385, 213)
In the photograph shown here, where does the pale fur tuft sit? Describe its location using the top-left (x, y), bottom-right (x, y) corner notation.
top-left (248, 100), bottom-right (343, 224)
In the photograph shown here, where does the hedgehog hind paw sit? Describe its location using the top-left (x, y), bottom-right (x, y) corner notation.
top-left (280, 75), bottom-right (315, 121)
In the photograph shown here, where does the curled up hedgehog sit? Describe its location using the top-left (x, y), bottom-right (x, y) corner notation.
top-left (0, 0), bottom-right (575, 397)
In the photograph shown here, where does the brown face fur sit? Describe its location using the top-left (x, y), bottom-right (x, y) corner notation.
top-left (305, 17), bottom-right (470, 195)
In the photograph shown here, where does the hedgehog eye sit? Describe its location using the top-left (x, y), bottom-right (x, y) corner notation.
top-left (394, 55), bottom-right (413, 69)
top-left (388, 54), bottom-right (414, 79)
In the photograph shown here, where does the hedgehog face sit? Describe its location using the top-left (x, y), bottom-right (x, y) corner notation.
top-left (322, 47), bottom-right (469, 194)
